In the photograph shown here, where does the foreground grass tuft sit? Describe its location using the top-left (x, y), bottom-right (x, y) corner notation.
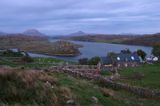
top-left (0, 68), bottom-right (64, 106)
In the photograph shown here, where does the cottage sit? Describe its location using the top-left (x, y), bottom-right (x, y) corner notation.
top-left (8, 48), bottom-right (20, 53)
top-left (0, 48), bottom-right (28, 57)
top-left (100, 53), bottom-right (142, 68)
top-left (146, 56), bottom-right (159, 62)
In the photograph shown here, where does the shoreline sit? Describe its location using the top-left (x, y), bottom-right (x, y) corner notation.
top-left (28, 51), bottom-right (81, 57)
top-left (67, 39), bottom-right (152, 47)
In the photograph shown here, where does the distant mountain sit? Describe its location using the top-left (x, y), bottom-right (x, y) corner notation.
top-left (23, 29), bottom-right (46, 36)
top-left (69, 31), bottom-right (87, 36)
top-left (0, 31), bottom-right (7, 35)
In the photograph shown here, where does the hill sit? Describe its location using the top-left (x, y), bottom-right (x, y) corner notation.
top-left (0, 31), bottom-right (7, 36)
top-left (60, 33), bottom-right (160, 46)
top-left (61, 34), bottom-right (136, 43)
top-left (121, 33), bottom-right (160, 46)
top-left (69, 31), bottom-right (87, 36)
top-left (23, 29), bottom-right (46, 36)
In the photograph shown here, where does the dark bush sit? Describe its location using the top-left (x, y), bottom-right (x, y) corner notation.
top-left (21, 53), bottom-right (33, 63)
top-left (88, 56), bottom-right (100, 65)
top-left (78, 58), bottom-right (88, 65)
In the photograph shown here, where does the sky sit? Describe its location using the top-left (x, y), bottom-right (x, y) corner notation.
top-left (0, 0), bottom-right (160, 35)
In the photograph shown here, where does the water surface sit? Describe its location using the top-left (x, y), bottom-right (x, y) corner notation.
top-left (29, 40), bottom-right (152, 62)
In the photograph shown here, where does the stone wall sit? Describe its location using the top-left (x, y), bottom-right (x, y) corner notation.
top-left (49, 66), bottom-right (160, 99)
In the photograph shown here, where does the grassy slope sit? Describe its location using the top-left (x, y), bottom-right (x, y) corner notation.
top-left (0, 66), bottom-right (160, 106)
top-left (1, 57), bottom-right (160, 106)
top-left (0, 57), bottom-right (75, 68)
top-left (118, 63), bottom-right (160, 90)
top-left (56, 73), bottom-right (124, 106)
top-left (0, 68), bottom-right (124, 106)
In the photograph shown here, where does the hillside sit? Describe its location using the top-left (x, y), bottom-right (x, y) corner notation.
top-left (0, 67), bottom-right (122, 106)
top-left (60, 34), bottom-right (136, 43)
top-left (59, 33), bottom-right (160, 46)
top-left (0, 63), bottom-right (160, 106)
top-left (121, 34), bottom-right (160, 46)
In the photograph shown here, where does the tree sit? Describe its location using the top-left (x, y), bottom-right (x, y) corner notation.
top-left (78, 58), bottom-right (88, 65)
top-left (152, 45), bottom-right (160, 57)
top-left (88, 56), bottom-right (100, 65)
top-left (137, 49), bottom-right (146, 60)
top-left (107, 52), bottom-right (116, 64)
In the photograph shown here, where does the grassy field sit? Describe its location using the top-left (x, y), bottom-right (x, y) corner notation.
top-left (118, 63), bottom-right (160, 90)
top-left (56, 73), bottom-right (160, 106)
top-left (55, 73), bottom-right (124, 106)
top-left (0, 57), bottom-right (75, 68)
top-left (1, 67), bottom-right (160, 106)
top-left (1, 56), bottom-right (160, 106)
top-left (0, 67), bottom-right (124, 106)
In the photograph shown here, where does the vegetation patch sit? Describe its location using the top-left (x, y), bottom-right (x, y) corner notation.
top-left (118, 63), bottom-right (160, 90)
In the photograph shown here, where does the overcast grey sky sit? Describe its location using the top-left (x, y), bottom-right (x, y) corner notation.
top-left (0, 0), bottom-right (160, 35)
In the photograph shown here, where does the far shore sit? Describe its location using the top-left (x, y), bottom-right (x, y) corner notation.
top-left (28, 51), bottom-right (81, 57)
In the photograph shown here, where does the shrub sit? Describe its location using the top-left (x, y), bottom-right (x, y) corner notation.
top-left (152, 45), bottom-right (160, 57)
top-left (100, 69), bottom-right (111, 76)
top-left (78, 58), bottom-right (88, 65)
top-left (21, 54), bottom-right (33, 63)
top-left (137, 49), bottom-right (146, 60)
top-left (88, 56), bottom-right (100, 65)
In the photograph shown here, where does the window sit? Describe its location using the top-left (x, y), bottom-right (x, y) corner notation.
top-left (117, 57), bottom-right (120, 61)
top-left (131, 56), bottom-right (135, 60)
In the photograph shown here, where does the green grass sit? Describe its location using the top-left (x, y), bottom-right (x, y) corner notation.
top-left (0, 68), bottom-right (124, 106)
top-left (1, 67), bottom-right (160, 106)
top-left (115, 90), bottom-right (160, 106)
top-left (54, 73), bottom-right (160, 106)
top-left (118, 63), bottom-right (160, 90)
top-left (0, 58), bottom-right (17, 67)
top-left (55, 73), bottom-right (125, 106)
top-left (0, 57), bottom-right (76, 68)
top-left (24, 57), bottom-right (76, 68)
top-left (100, 69), bottom-right (112, 76)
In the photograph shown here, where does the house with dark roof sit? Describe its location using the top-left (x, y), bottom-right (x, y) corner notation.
top-left (100, 53), bottom-right (142, 68)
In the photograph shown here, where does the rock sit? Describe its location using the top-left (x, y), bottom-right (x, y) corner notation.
top-left (45, 81), bottom-right (51, 87)
top-left (100, 88), bottom-right (115, 98)
top-left (91, 96), bottom-right (98, 103)
top-left (110, 72), bottom-right (120, 81)
top-left (67, 99), bottom-right (75, 104)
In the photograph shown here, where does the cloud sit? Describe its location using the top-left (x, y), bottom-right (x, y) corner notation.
top-left (0, 0), bottom-right (160, 35)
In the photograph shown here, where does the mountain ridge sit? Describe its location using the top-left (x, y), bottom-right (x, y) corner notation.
top-left (23, 29), bottom-right (46, 36)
